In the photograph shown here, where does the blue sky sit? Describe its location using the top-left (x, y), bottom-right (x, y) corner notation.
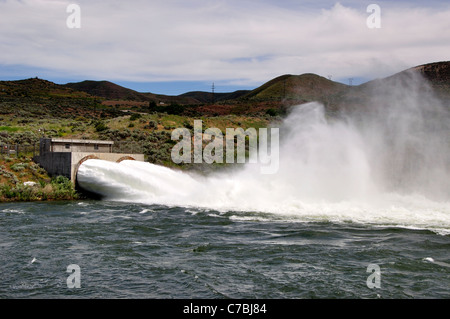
top-left (1, 0), bottom-right (449, 95)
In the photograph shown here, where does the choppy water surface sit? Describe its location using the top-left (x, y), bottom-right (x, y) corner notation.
top-left (1, 200), bottom-right (449, 299)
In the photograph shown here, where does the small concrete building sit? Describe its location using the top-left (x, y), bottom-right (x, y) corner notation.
top-left (36, 138), bottom-right (144, 184)
top-left (42, 138), bottom-right (114, 153)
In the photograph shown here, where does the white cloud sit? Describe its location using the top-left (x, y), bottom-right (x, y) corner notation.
top-left (0, 0), bottom-right (449, 85)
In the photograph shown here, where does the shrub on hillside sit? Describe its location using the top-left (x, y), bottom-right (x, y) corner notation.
top-left (130, 113), bottom-right (141, 121)
top-left (94, 121), bottom-right (108, 132)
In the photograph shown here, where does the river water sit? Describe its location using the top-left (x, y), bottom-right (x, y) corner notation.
top-left (1, 199), bottom-right (449, 299)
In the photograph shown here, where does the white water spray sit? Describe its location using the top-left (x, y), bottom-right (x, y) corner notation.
top-left (77, 71), bottom-right (450, 234)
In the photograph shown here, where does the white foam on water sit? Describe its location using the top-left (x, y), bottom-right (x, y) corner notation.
top-left (2, 208), bottom-right (26, 214)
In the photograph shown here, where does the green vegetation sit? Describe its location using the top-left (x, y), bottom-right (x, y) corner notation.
top-left (265, 108), bottom-right (279, 116)
top-left (0, 155), bottom-right (78, 201)
top-left (94, 120), bottom-right (109, 132)
top-left (0, 176), bottom-right (78, 202)
top-left (129, 113), bottom-right (141, 121)
top-left (149, 103), bottom-right (186, 115)
top-left (0, 126), bottom-right (20, 132)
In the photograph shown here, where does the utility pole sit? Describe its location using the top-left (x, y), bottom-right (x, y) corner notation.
top-left (211, 82), bottom-right (215, 104)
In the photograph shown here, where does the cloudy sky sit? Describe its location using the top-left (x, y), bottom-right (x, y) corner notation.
top-left (1, 0), bottom-right (449, 94)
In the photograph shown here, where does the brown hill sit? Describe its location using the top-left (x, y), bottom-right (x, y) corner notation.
top-left (64, 80), bottom-right (148, 101)
top-left (411, 61), bottom-right (450, 99)
top-left (0, 77), bottom-right (92, 99)
top-left (0, 77), bottom-right (108, 118)
top-left (413, 61), bottom-right (450, 84)
top-left (64, 80), bottom-right (199, 105)
top-left (242, 73), bottom-right (348, 102)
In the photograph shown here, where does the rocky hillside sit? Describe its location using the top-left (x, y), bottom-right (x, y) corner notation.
top-left (413, 61), bottom-right (450, 84)
top-left (412, 61), bottom-right (450, 99)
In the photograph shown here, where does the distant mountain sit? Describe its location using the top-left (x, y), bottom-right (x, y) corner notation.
top-left (64, 80), bottom-right (253, 105)
top-left (0, 77), bottom-right (92, 99)
top-left (1, 61), bottom-right (448, 118)
top-left (64, 80), bottom-right (198, 105)
top-left (60, 61), bottom-right (450, 106)
top-left (65, 80), bottom-right (149, 101)
top-left (179, 90), bottom-right (251, 103)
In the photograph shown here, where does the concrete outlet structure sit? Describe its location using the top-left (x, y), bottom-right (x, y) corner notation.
top-left (35, 138), bottom-right (145, 183)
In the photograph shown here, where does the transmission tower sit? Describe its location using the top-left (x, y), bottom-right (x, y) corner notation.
top-left (211, 82), bottom-right (215, 104)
